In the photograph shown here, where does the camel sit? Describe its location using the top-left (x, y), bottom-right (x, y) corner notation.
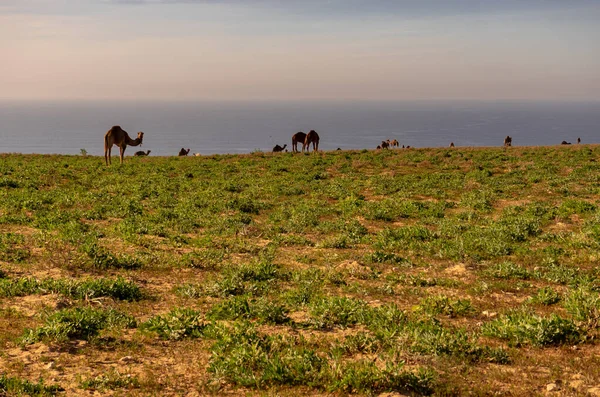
top-left (304, 130), bottom-right (320, 152)
top-left (577, 137), bottom-right (581, 144)
top-left (504, 136), bottom-right (512, 147)
top-left (449, 142), bottom-right (455, 148)
top-left (104, 126), bottom-right (144, 165)
top-left (561, 141), bottom-right (572, 145)
top-left (272, 144), bottom-right (287, 153)
top-left (292, 132), bottom-right (307, 153)
top-left (194, 153), bottom-right (202, 157)
top-left (179, 148), bottom-right (190, 156)
top-left (134, 150), bottom-right (151, 156)
top-left (380, 140), bottom-right (389, 149)
top-left (390, 139), bottom-right (399, 147)
top-left (376, 145), bottom-right (381, 150)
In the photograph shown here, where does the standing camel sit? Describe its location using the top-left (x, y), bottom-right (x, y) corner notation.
top-left (104, 126), bottom-right (144, 165)
top-left (292, 132), bottom-right (307, 153)
top-left (304, 130), bottom-right (320, 152)
top-left (380, 140), bottom-right (389, 149)
top-left (504, 136), bottom-right (512, 147)
top-left (272, 144), bottom-right (287, 153)
top-left (179, 148), bottom-right (190, 156)
top-left (390, 139), bottom-right (399, 147)
top-left (134, 150), bottom-right (151, 156)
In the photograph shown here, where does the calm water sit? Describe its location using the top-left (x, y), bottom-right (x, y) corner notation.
top-left (0, 100), bottom-right (598, 156)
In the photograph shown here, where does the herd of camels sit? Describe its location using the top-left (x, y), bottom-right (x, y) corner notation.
top-left (103, 125), bottom-right (583, 166)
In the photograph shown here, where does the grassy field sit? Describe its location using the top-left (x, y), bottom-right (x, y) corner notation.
top-left (1, 145), bottom-right (599, 396)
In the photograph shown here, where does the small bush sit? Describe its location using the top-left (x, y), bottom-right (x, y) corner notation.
top-left (563, 287), bottom-right (600, 326)
top-left (482, 310), bottom-right (580, 347)
top-left (0, 277), bottom-right (142, 301)
top-left (22, 307), bottom-right (137, 344)
top-left (529, 287), bottom-right (561, 305)
top-left (207, 296), bottom-right (290, 325)
top-left (307, 297), bottom-right (368, 329)
top-left (0, 375), bottom-right (61, 396)
top-left (484, 262), bottom-right (533, 280)
top-left (141, 308), bottom-right (207, 340)
top-left (83, 243), bottom-right (142, 270)
top-left (415, 295), bottom-right (475, 318)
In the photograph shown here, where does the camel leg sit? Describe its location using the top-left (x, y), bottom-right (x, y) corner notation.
top-left (106, 147), bottom-right (112, 165)
top-left (119, 146), bottom-right (125, 164)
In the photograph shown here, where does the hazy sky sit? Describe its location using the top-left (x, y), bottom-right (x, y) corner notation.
top-left (1, 0), bottom-right (599, 101)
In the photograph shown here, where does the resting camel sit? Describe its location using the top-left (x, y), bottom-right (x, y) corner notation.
top-left (380, 140), bottom-right (389, 149)
top-left (504, 136), bottom-right (512, 147)
top-left (104, 126), bottom-right (144, 165)
top-left (292, 132), bottom-right (307, 153)
top-left (561, 141), bottom-right (572, 145)
top-left (449, 142), bottom-right (455, 148)
top-left (193, 153), bottom-right (202, 157)
top-left (179, 148), bottom-right (190, 156)
top-left (305, 130), bottom-right (320, 152)
top-left (272, 144), bottom-right (287, 153)
top-left (134, 150), bottom-right (151, 156)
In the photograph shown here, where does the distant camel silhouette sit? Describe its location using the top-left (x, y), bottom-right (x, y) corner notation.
top-left (380, 140), bottom-right (389, 149)
top-left (292, 132), bottom-right (307, 153)
top-left (179, 148), bottom-right (190, 156)
top-left (449, 142), bottom-right (455, 148)
top-left (305, 130), bottom-right (320, 152)
top-left (376, 145), bottom-right (381, 150)
top-left (577, 137), bottom-right (581, 144)
top-left (272, 144), bottom-right (287, 153)
top-left (104, 126), bottom-right (144, 165)
top-left (504, 136), bottom-right (512, 147)
top-left (134, 150), bottom-right (151, 156)
top-left (390, 139), bottom-right (399, 147)
top-left (336, 148), bottom-right (341, 151)
top-left (561, 141), bottom-right (572, 145)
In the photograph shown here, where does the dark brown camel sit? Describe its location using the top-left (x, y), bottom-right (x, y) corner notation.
top-left (380, 140), bottom-right (389, 149)
top-left (134, 150), bottom-right (151, 156)
top-left (449, 142), bottom-right (455, 147)
top-left (504, 136), bottom-right (512, 147)
top-left (304, 130), bottom-right (320, 152)
top-left (292, 132), bottom-right (307, 153)
top-left (561, 141), bottom-right (572, 145)
top-left (273, 144), bottom-right (287, 153)
top-left (179, 148), bottom-right (190, 156)
top-left (577, 137), bottom-right (581, 144)
top-left (104, 126), bottom-right (144, 165)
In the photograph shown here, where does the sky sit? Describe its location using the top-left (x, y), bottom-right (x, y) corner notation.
top-left (1, 0), bottom-right (599, 101)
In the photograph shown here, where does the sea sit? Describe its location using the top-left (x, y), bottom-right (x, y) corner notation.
top-left (0, 100), bottom-right (598, 156)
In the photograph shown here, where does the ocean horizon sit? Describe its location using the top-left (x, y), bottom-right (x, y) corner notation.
top-left (1, 100), bottom-right (599, 156)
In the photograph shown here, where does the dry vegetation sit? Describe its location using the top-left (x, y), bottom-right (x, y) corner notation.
top-left (1, 145), bottom-right (600, 396)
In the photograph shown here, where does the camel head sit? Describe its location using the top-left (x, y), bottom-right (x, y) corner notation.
top-left (137, 132), bottom-right (144, 146)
